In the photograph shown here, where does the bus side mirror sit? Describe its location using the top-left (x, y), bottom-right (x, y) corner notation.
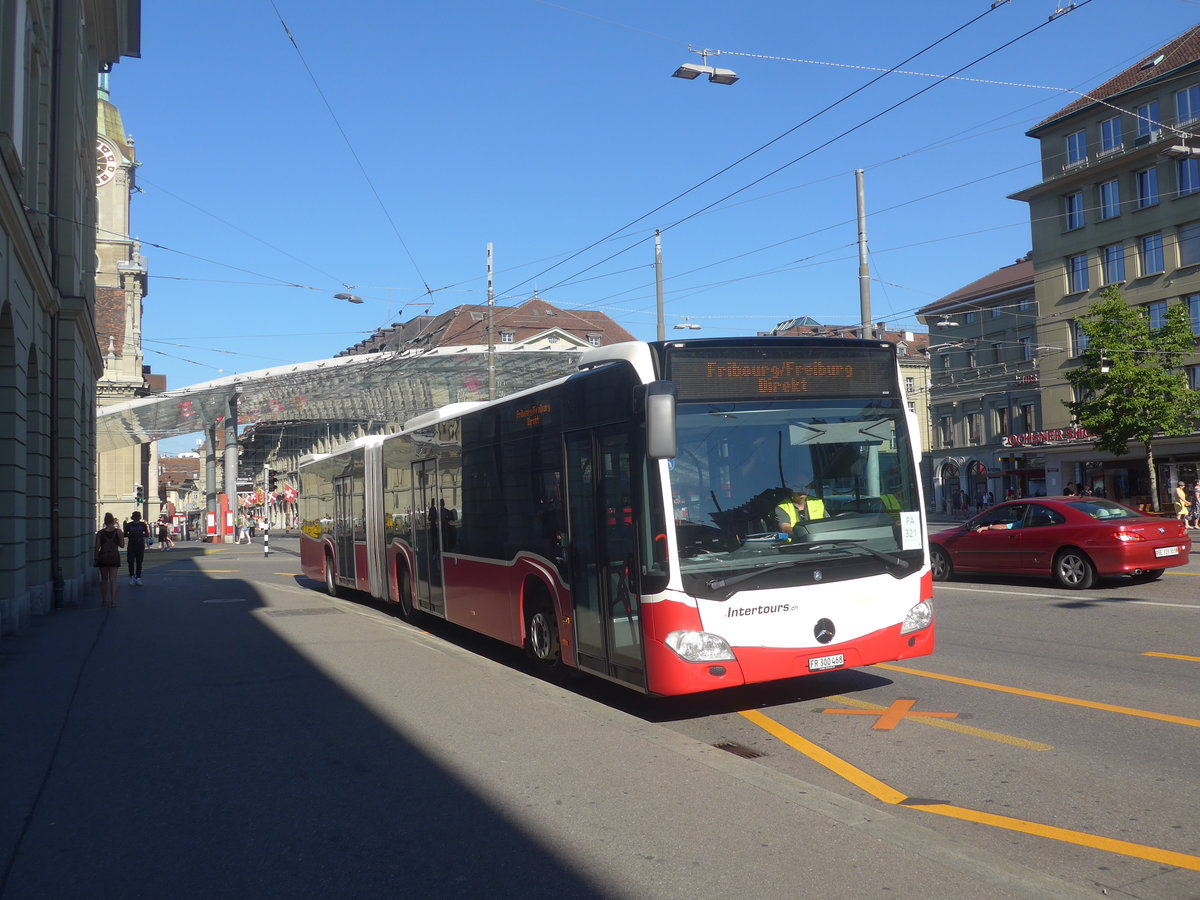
top-left (644, 380), bottom-right (677, 460)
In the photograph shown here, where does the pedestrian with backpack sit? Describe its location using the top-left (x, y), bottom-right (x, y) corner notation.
top-left (95, 512), bottom-right (125, 607)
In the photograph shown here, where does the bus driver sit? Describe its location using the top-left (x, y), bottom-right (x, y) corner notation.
top-left (776, 485), bottom-right (826, 538)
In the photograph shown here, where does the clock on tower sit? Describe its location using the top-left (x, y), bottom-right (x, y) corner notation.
top-left (95, 138), bottom-right (118, 186)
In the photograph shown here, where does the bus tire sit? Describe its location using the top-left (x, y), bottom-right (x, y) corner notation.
top-left (396, 563), bottom-right (418, 623)
top-left (324, 551), bottom-right (338, 597)
top-left (526, 600), bottom-right (562, 672)
top-left (1053, 548), bottom-right (1096, 590)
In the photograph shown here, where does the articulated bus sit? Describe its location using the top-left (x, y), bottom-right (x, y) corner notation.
top-left (298, 338), bottom-right (934, 696)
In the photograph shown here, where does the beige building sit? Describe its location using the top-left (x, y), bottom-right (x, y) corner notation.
top-left (94, 78), bottom-right (154, 528)
top-left (0, 1), bottom-right (140, 630)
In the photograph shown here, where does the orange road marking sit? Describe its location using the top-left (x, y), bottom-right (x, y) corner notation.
top-left (828, 695), bottom-right (1051, 749)
top-left (739, 709), bottom-right (1200, 872)
top-left (823, 698), bottom-right (957, 730)
top-left (874, 663), bottom-right (1200, 728)
top-left (1143, 651), bottom-right (1200, 663)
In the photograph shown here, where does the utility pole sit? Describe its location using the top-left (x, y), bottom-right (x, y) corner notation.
top-left (655, 229), bottom-right (665, 341)
top-left (486, 242), bottom-right (495, 401)
top-left (856, 169), bottom-right (871, 336)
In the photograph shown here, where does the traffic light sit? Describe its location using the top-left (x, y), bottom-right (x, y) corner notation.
top-left (267, 469), bottom-right (277, 492)
top-left (135, 484), bottom-right (144, 504)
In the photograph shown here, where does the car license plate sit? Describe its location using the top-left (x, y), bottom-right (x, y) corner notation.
top-left (1155, 546), bottom-right (1180, 558)
top-left (809, 653), bottom-right (844, 672)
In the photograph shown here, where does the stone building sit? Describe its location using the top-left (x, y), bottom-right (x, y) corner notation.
top-left (0, 2), bottom-right (140, 630)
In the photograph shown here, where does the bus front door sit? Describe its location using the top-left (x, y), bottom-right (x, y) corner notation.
top-left (565, 428), bottom-right (646, 690)
top-left (411, 459), bottom-right (445, 617)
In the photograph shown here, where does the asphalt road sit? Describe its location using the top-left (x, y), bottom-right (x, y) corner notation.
top-left (0, 533), bottom-right (1194, 898)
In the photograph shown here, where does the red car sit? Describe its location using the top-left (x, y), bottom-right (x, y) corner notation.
top-left (929, 497), bottom-right (1192, 589)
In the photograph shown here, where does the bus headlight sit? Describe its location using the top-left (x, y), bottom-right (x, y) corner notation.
top-left (665, 630), bottom-right (736, 662)
top-left (900, 600), bottom-right (933, 635)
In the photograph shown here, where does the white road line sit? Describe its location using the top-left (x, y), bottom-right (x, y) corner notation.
top-left (935, 584), bottom-right (1200, 609)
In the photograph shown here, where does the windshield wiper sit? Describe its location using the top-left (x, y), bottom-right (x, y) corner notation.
top-left (706, 560), bottom-right (807, 594)
top-left (783, 539), bottom-right (908, 569)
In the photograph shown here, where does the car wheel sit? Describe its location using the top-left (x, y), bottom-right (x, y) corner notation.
top-left (930, 546), bottom-right (953, 582)
top-left (1053, 549), bottom-right (1096, 590)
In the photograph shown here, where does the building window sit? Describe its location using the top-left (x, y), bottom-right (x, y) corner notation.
top-left (1018, 295), bottom-right (1034, 312)
top-left (500, 330), bottom-right (514, 343)
top-left (1019, 404), bottom-right (1036, 432)
top-left (995, 406), bottom-right (1009, 436)
top-left (991, 343), bottom-right (1003, 365)
top-left (1066, 253), bottom-right (1089, 292)
top-left (940, 354), bottom-right (950, 369)
top-left (1098, 180), bottom-right (1120, 219)
top-left (1189, 365), bottom-right (1200, 391)
top-left (964, 311), bottom-right (977, 324)
top-left (938, 416), bottom-right (953, 449)
top-left (905, 376), bottom-right (915, 393)
top-left (990, 305), bottom-right (1004, 319)
top-left (967, 413), bottom-right (983, 445)
top-left (1188, 294), bottom-right (1200, 336)
top-left (1065, 130), bottom-right (1087, 166)
top-left (1178, 158), bottom-right (1200, 197)
top-left (1146, 300), bottom-right (1168, 330)
top-left (1135, 167), bottom-right (1159, 208)
top-left (1064, 191), bottom-right (1084, 230)
top-left (907, 399), bottom-right (916, 413)
top-left (1135, 100), bottom-right (1161, 139)
top-left (1099, 116), bottom-right (1122, 154)
top-left (1101, 243), bottom-right (1125, 285)
top-left (896, 342), bottom-right (907, 356)
top-left (586, 334), bottom-right (601, 347)
top-left (1179, 221), bottom-right (1200, 267)
top-left (966, 349), bottom-right (977, 368)
top-left (1139, 232), bottom-right (1164, 275)
top-left (1176, 85), bottom-right (1200, 125)
top-left (1071, 320), bottom-right (1090, 355)
top-left (1019, 336), bottom-right (1033, 361)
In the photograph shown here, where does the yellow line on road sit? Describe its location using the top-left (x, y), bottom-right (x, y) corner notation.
top-left (827, 695), bottom-right (1052, 750)
top-left (739, 709), bottom-right (1200, 873)
top-left (874, 663), bottom-right (1200, 728)
top-left (1143, 651), bottom-right (1200, 663)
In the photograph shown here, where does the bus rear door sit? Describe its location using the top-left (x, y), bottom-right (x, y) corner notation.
top-left (411, 458), bottom-right (446, 617)
top-left (565, 427), bottom-right (646, 690)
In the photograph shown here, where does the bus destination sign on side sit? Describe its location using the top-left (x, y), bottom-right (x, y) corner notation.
top-left (515, 401), bottom-right (551, 428)
top-left (668, 346), bottom-right (893, 401)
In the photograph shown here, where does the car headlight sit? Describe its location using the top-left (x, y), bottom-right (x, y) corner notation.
top-left (900, 600), bottom-right (933, 635)
top-left (664, 630), bottom-right (736, 662)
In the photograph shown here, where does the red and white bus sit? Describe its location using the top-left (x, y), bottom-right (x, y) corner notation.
top-left (298, 338), bottom-right (934, 695)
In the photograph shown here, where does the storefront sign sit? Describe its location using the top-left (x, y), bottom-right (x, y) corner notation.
top-left (1012, 373), bottom-right (1039, 386)
top-left (1002, 426), bottom-right (1096, 448)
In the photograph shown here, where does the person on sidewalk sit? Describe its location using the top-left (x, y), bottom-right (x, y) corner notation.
top-left (95, 512), bottom-right (125, 607)
top-left (123, 510), bottom-right (149, 585)
top-left (156, 516), bottom-right (175, 550)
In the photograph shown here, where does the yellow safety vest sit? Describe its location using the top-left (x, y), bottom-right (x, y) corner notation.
top-left (779, 496), bottom-right (825, 527)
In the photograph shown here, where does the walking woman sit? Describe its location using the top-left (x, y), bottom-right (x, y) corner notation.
top-left (95, 512), bottom-right (125, 607)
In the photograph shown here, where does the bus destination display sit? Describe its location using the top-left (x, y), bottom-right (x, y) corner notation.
top-left (667, 345), bottom-right (895, 401)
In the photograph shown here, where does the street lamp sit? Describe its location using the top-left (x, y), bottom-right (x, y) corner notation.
top-left (334, 292), bottom-right (364, 304)
top-left (672, 47), bottom-right (738, 85)
top-left (674, 317), bottom-right (702, 330)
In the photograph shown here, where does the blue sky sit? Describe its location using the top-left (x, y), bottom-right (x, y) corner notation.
top-left (112, 1), bottom-right (1200, 452)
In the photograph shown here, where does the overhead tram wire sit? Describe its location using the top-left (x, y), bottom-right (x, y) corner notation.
top-left (537, 0), bottom-right (1097, 298)
top-left (268, 0), bottom-right (437, 302)
top-left (498, 2), bottom-right (1007, 301)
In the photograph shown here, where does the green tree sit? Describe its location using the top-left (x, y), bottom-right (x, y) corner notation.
top-left (1065, 286), bottom-right (1198, 511)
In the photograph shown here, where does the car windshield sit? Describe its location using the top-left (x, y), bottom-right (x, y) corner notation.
top-left (667, 397), bottom-right (923, 591)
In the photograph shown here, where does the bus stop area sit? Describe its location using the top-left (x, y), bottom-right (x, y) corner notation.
top-left (0, 541), bottom-right (1092, 899)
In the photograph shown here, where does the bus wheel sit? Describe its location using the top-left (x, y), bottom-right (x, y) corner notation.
top-left (397, 567), bottom-right (417, 622)
top-left (324, 552), bottom-right (338, 597)
top-left (526, 604), bottom-right (561, 671)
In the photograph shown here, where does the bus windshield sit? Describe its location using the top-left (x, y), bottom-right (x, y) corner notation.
top-left (667, 398), bottom-right (922, 590)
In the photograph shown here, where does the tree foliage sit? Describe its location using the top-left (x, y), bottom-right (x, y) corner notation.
top-left (1065, 286), bottom-right (1198, 508)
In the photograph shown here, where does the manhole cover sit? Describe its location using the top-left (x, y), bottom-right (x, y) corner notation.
top-left (713, 741), bottom-right (764, 759)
